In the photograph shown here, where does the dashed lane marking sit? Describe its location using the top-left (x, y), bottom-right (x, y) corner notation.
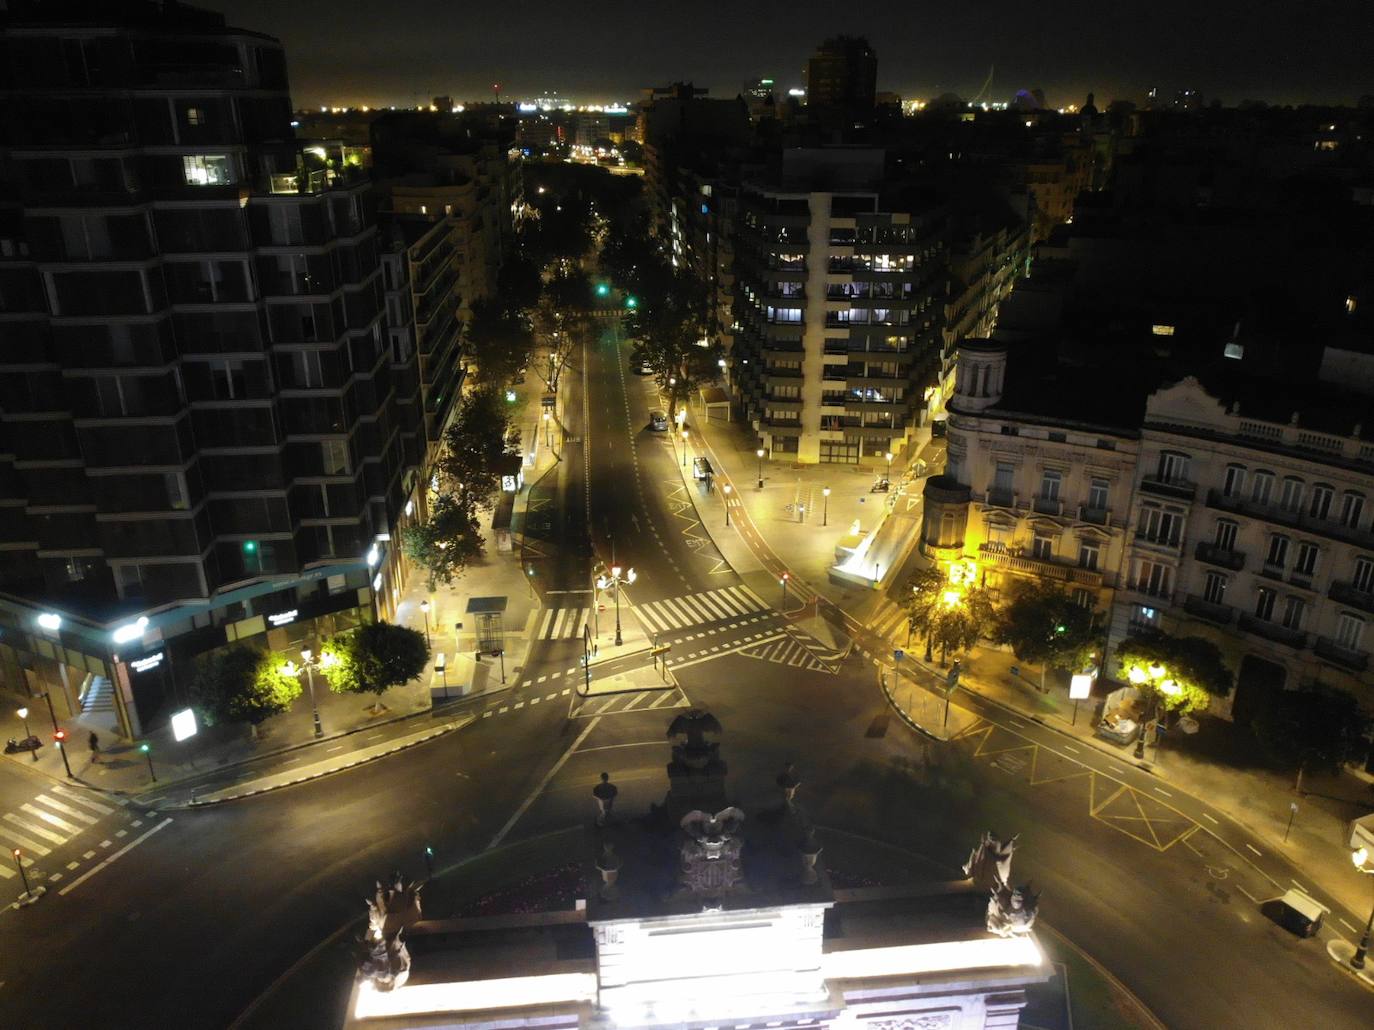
top-left (1245, 843), bottom-right (1262, 856)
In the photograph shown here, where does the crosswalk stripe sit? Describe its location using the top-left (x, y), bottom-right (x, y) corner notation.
top-left (737, 585), bottom-right (769, 610)
top-left (723, 585), bottom-right (761, 612)
top-left (537, 609), bottom-right (555, 639)
top-left (678, 595), bottom-right (715, 622)
top-left (556, 608), bottom-right (576, 637)
top-left (637, 604), bottom-right (671, 633)
top-left (0, 821), bottom-right (53, 855)
top-left (661, 598), bottom-right (696, 626)
top-left (5, 812), bottom-right (65, 845)
top-left (34, 796), bottom-right (99, 825)
top-left (22, 803), bottom-right (82, 835)
top-left (52, 785), bottom-right (114, 815)
top-left (695, 591), bottom-right (734, 620)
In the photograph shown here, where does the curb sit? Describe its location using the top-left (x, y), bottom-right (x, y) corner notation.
top-left (176, 718), bottom-right (472, 808)
top-left (1038, 922), bottom-right (1168, 1030)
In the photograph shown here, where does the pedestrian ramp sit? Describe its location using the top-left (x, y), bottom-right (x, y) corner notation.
top-left (0, 785), bottom-right (117, 877)
top-left (633, 585), bottom-right (769, 635)
top-left (535, 607), bottom-right (590, 640)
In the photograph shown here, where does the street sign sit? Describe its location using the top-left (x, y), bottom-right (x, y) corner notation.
top-left (1069, 673), bottom-right (1094, 700)
top-left (893, 649), bottom-right (905, 661)
top-left (650, 644), bottom-right (672, 656)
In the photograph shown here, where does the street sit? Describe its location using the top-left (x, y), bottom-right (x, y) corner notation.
top-left (0, 317), bottom-right (1369, 1029)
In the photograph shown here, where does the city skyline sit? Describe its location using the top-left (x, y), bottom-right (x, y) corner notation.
top-left (220, 0), bottom-right (1373, 110)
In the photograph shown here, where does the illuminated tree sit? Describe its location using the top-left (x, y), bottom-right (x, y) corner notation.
top-left (995, 580), bottom-right (1098, 690)
top-left (1114, 631), bottom-right (1232, 717)
top-left (400, 492), bottom-right (484, 592)
top-left (321, 623), bottom-right (430, 701)
top-left (903, 565), bottom-right (947, 657)
top-left (929, 585), bottom-right (998, 665)
top-left (189, 646), bottom-right (301, 738)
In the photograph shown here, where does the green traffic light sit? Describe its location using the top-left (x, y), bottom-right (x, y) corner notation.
top-left (140, 743), bottom-right (150, 753)
top-left (625, 296), bottom-right (638, 309)
top-left (242, 540), bottom-right (257, 553)
top-left (596, 283), bottom-right (610, 296)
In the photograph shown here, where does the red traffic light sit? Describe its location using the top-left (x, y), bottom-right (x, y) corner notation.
top-left (54, 728), bottom-right (66, 742)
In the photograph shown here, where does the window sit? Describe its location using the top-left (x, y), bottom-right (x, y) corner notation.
top-left (1281, 596), bottom-right (1305, 631)
top-left (1254, 586), bottom-right (1276, 621)
top-left (1354, 556), bottom-right (1374, 594)
top-left (321, 439), bottom-right (350, 476)
top-left (182, 154), bottom-right (233, 186)
top-left (1087, 477), bottom-right (1110, 511)
top-left (212, 359), bottom-right (244, 399)
top-left (1032, 531), bottom-right (1054, 560)
top-left (164, 472), bottom-right (187, 510)
top-left (1309, 484), bottom-right (1333, 520)
top-left (1071, 588), bottom-right (1093, 609)
top-left (1213, 519), bottom-right (1239, 552)
top-left (1203, 572), bottom-right (1227, 605)
top-left (1040, 469), bottom-right (1062, 501)
top-left (114, 564), bottom-right (144, 599)
top-left (1151, 324), bottom-right (1175, 336)
top-left (1139, 506), bottom-right (1183, 546)
top-left (1157, 451), bottom-right (1189, 484)
top-left (1279, 477), bottom-right (1304, 512)
top-left (1135, 559), bottom-right (1171, 597)
top-left (1336, 613), bottom-right (1365, 651)
top-left (186, 107), bottom-right (204, 126)
top-left (1294, 542), bottom-right (1319, 577)
top-left (1250, 470), bottom-right (1274, 505)
top-left (1223, 464), bottom-right (1246, 498)
top-left (1131, 604), bottom-right (1160, 629)
top-left (1077, 537), bottom-right (1100, 571)
top-left (1341, 492), bottom-right (1365, 530)
top-left (993, 461), bottom-right (1015, 494)
top-left (1266, 534), bottom-right (1290, 569)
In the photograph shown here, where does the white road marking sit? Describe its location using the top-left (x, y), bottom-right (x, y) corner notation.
top-left (20, 804), bottom-right (81, 835)
top-left (1341, 917), bottom-right (1359, 934)
top-left (5, 812), bottom-right (65, 845)
top-left (1063, 745), bottom-right (1079, 754)
top-left (1153, 787), bottom-right (1172, 798)
top-left (58, 817), bottom-right (173, 897)
top-left (487, 718), bottom-right (600, 850)
top-left (51, 786), bottom-right (113, 815)
top-left (325, 745), bottom-right (344, 753)
top-left (1290, 879), bottom-right (1310, 894)
top-left (0, 822), bottom-right (53, 856)
top-left (1245, 843), bottom-right (1262, 857)
top-left (1236, 884), bottom-right (1260, 903)
top-left (482, 711), bottom-right (492, 718)
top-left (1201, 812), bottom-right (1218, 824)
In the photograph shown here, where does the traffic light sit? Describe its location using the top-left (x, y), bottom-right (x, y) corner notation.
top-left (1054, 623), bottom-right (1067, 634)
top-left (53, 728), bottom-right (66, 744)
top-left (624, 295), bottom-right (638, 310)
top-left (595, 282), bottom-right (610, 297)
top-left (140, 742), bottom-right (150, 754)
top-left (242, 540), bottom-right (257, 553)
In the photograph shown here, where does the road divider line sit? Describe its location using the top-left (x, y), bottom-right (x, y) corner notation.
top-left (1201, 812), bottom-right (1218, 824)
top-left (1245, 843), bottom-right (1262, 857)
top-left (488, 718), bottom-right (599, 851)
top-left (1236, 884), bottom-right (1260, 903)
top-left (58, 817), bottom-right (172, 896)
top-left (1153, 787), bottom-right (1172, 797)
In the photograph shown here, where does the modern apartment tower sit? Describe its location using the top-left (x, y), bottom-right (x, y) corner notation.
top-left (0, 0), bottom-right (409, 734)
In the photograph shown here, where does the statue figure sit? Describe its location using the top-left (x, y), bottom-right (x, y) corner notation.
top-left (776, 761), bottom-right (801, 807)
top-left (678, 807), bottom-right (746, 899)
top-left (359, 872), bottom-right (423, 991)
top-left (798, 829), bottom-right (823, 886)
top-left (987, 881), bottom-right (1040, 937)
top-left (667, 709), bottom-right (723, 770)
top-left (962, 831), bottom-right (1017, 893)
top-left (596, 842), bottom-right (623, 901)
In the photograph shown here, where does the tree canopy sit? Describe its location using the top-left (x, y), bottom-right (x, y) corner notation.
top-left (439, 385), bottom-right (519, 503)
top-left (1114, 631), bottom-right (1232, 715)
top-left (1252, 687), bottom-right (1369, 791)
top-left (321, 622), bottom-right (430, 699)
top-left (399, 491), bottom-right (484, 591)
top-left (464, 297), bottom-right (533, 385)
top-left (623, 255), bottom-right (718, 417)
top-left (995, 580), bottom-right (1097, 677)
top-left (189, 646), bottom-right (301, 730)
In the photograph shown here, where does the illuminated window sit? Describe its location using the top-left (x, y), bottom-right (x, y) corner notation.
top-left (1203, 572), bottom-right (1227, 605)
top-left (1151, 324), bottom-right (1175, 336)
top-left (1347, 296), bottom-right (1358, 314)
top-left (183, 154), bottom-right (233, 186)
top-left (186, 107), bottom-right (205, 126)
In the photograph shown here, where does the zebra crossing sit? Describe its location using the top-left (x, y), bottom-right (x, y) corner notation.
top-left (633, 585), bottom-right (769, 635)
top-left (869, 598), bottom-right (910, 644)
top-left (0, 785), bottom-right (117, 878)
top-left (735, 634), bottom-right (839, 673)
top-left (536, 606), bottom-right (591, 640)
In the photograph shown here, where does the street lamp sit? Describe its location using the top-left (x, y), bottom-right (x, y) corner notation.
top-left (1352, 847), bottom-right (1374, 969)
top-left (1127, 661), bottom-right (1178, 759)
top-left (681, 428), bottom-right (689, 467)
top-left (723, 483), bottom-right (732, 526)
top-left (285, 648), bottom-right (327, 739)
top-left (822, 486), bottom-right (831, 526)
top-left (884, 451), bottom-right (894, 484)
top-left (419, 599), bottom-right (431, 645)
top-left (17, 707), bottom-right (34, 762)
top-left (543, 410), bottom-right (552, 448)
top-left (780, 571), bottom-right (790, 609)
top-left (597, 565), bottom-right (637, 646)
top-left (756, 447), bottom-right (765, 489)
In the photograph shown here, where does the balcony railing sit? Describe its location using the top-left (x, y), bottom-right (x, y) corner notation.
top-left (978, 543), bottom-right (1103, 587)
top-left (1237, 612), bottom-right (1307, 649)
top-left (1032, 496), bottom-right (1063, 516)
top-left (1138, 476), bottom-right (1196, 501)
top-left (1206, 489), bottom-right (1374, 550)
top-left (1078, 505), bottom-right (1110, 526)
top-left (1329, 580), bottom-right (1374, 615)
top-left (1194, 542), bottom-right (1246, 571)
top-left (1184, 594), bottom-right (1235, 625)
top-left (1314, 636), bottom-right (1369, 672)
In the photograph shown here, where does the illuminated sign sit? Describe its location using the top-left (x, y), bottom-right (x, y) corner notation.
top-left (112, 615), bottom-right (149, 643)
top-left (129, 651), bottom-right (164, 673)
top-left (268, 609), bottom-right (298, 627)
top-left (1070, 673), bottom-right (1094, 700)
top-left (171, 707), bottom-right (198, 742)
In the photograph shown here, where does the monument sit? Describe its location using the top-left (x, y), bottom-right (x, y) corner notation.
top-left (344, 711), bottom-right (1050, 1028)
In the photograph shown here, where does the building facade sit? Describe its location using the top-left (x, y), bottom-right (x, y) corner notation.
top-left (0, 0), bottom-right (413, 733)
top-left (731, 151), bottom-right (946, 465)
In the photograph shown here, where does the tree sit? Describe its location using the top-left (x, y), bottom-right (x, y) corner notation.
top-left (400, 491), bottom-right (484, 591)
top-left (321, 622), bottom-right (430, 705)
top-left (439, 386), bottom-right (519, 504)
top-left (464, 297), bottom-right (533, 384)
top-left (496, 252), bottom-right (543, 313)
top-left (994, 580), bottom-right (1098, 690)
top-left (624, 255), bottom-right (717, 418)
top-left (929, 586), bottom-right (998, 665)
top-left (188, 646), bottom-right (301, 737)
top-left (903, 565), bottom-right (947, 658)
top-left (1114, 631), bottom-right (1232, 717)
top-left (1252, 687), bottom-right (1370, 793)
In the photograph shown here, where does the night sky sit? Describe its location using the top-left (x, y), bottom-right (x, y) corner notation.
top-left (218, 0), bottom-right (1372, 109)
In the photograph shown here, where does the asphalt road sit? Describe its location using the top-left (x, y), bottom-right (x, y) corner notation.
top-left (0, 315), bottom-right (1368, 1029)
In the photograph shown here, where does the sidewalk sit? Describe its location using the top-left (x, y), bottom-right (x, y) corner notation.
top-left (663, 392), bottom-right (1374, 935)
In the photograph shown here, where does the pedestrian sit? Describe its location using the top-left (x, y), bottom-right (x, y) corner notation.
top-left (592, 772), bottom-right (618, 827)
top-left (88, 731), bottom-right (100, 764)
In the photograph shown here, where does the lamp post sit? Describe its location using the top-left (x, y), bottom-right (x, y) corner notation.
top-left (884, 451), bottom-right (894, 484)
top-left (294, 648), bottom-right (325, 738)
top-left (139, 742), bottom-right (157, 783)
top-left (822, 487), bottom-right (830, 526)
top-left (17, 707), bottom-right (35, 762)
top-left (780, 571), bottom-right (790, 609)
top-left (419, 599), bottom-right (431, 645)
top-left (1352, 847), bottom-right (1374, 969)
top-left (723, 483), bottom-right (732, 526)
top-left (756, 448), bottom-right (765, 488)
top-left (543, 410), bottom-right (552, 448)
top-left (597, 566), bottom-right (637, 646)
top-left (1127, 662), bottom-right (1178, 760)
top-left (681, 428), bottom-right (689, 467)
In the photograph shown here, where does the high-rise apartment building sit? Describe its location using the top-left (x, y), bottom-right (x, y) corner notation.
top-left (804, 36), bottom-right (878, 132)
top-left (731, 150), bottom-right (946, 465)
top-left (0, 0), bottom-right (410, 734)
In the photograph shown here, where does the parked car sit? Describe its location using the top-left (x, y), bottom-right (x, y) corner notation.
top-left (630, 348), bottom-right (653, 375)
top-left (649, 410), bottom-right (669, 431)
top-left (692, 456), bottom-right (714, 481)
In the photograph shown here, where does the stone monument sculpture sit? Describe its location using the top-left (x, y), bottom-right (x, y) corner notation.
top-left (359, 872), bottom-right (423, 991)
top-left (963, 832), bottom-right (1039, 936)
top-left (776, 761), bottom-right (801, 807)
top-left (962, 831), bottom-right (1017, 893)
top-left (596, 842), bottom-right (623, 901)
top-left (678, 807), bottom-right (747, 901)
top-left (664, 709), bottom-right (728, 819)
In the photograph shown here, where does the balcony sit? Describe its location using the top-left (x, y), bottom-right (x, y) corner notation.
top-left (1237, 612), bottom-right (1307, 650)
top-left (1314, 636), bottom-right (1369, 672)
top-left (1206, 489), bottom-right (1374, 550)
top-left (1329, 580), bottom-right (1374, 615)
top-left (1032, 496), bottom-right (1063, 516)
top-left (1138, 476), bottom-right (1196, 501)
top-left (1194, 541), bottom-right (1246, 571)
top-left (1078, 505), bottom-right (1110, 526)
top-left (978, 543), bottom-right (1103, 587)
top-left (986, 488), bottom-right (1018, 509)
top-left (1184, 594), bottom-right (1235, 626)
